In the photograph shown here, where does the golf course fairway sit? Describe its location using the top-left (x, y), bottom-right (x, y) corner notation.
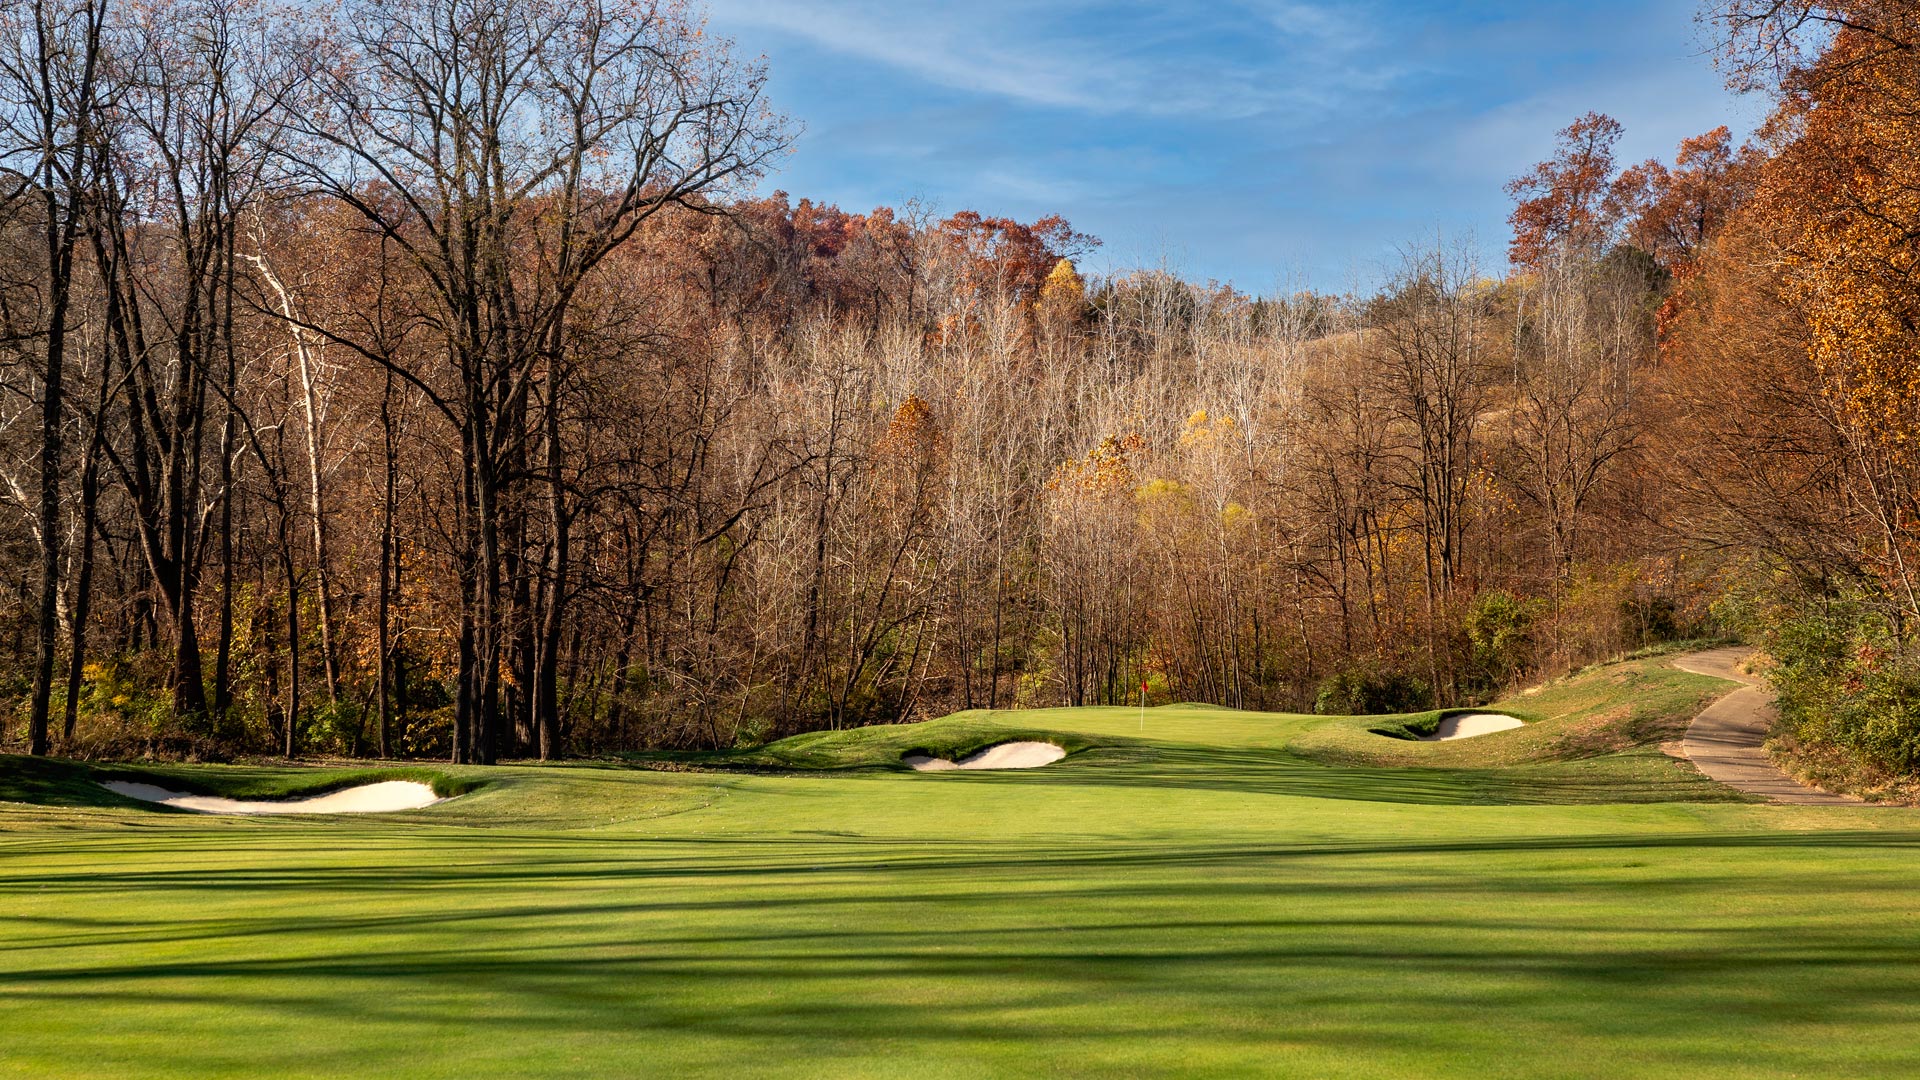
top-left (3, 653), bottom-right (1917, 1078)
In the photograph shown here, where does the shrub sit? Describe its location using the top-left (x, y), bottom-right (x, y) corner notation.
top-left (305, 698), bottom-right (370, 757)
top-left (1314, 668), bottom-right (1434, 716)
top-left (1465, 590), bottom-right (1543, 690)
top-left (1766, 598), bottom-right (1920, 774)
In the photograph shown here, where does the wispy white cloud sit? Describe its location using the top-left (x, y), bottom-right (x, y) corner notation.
top-left (706, 0), bottom-right (1401, 119)
top-left (1256, 1), bottom-right (1372, 48)
top-left (711, 0), bottom-right (1106, 110)
top-left (706, 0), bottom-right (1752, 289)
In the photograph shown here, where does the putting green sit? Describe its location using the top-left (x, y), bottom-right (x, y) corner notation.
top-left (2, 655), bottom-right (1917, 1078)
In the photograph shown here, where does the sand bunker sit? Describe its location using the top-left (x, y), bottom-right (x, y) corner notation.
top-left (1419, 713), bottom-right (1525, 741)
top-left (101, 779), bottom-right (443, 815)
top-left (904, 742), bottom-right (1066, 771)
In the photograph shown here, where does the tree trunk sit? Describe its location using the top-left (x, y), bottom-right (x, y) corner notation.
top-left (377, 369), bottom-right (397, 758)
top-left (27, 254), bottom-right (68, 758)
top-left (61, 385), bottom-right (109, 746)
top-left (281, 541), bottom-right (300, 758)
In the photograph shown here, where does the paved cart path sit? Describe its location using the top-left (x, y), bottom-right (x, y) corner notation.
top-left (1673, 647), bottom-right (1860, 805)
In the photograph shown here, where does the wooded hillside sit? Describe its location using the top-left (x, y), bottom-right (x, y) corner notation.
top-left (0, 0), bottom-right (1913, 778)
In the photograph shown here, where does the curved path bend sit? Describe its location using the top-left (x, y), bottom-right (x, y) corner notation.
top-left (1672, 647), bottom-right (1859, 805)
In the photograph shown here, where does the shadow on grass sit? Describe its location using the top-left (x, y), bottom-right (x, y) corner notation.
top-left (895, 743), bottom-right (1749, 806)
top-left (0, 756), bottom-right (163, 810)
top-left (4, 828), bottom-right (1920, 1074)
top-left (6, 828), bottom-right (1918, 896)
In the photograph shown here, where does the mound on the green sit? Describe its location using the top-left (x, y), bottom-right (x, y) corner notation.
top-left (3, 651), bottom-right (1916, 1080)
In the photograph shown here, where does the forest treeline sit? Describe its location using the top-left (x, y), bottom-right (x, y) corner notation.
top-left (1, 0), bottom-right (1915, 780)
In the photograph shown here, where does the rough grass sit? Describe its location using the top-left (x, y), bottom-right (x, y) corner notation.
top-left (1275, 654), bottom-right (1746, 802)
top-left (1768, 733), bottom-right (1920, 806)
top-left (1293, 655), bottom-right (1730, 767)
top-left (4, 651), bottom-right (1915, 1078)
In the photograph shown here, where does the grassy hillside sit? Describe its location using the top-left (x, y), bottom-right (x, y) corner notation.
top-left (640, 651), bottom-right (1744, 806)
top-left (2, 652), bottom-right (1917, 1078)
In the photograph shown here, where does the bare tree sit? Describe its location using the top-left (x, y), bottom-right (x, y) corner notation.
top-left (1367, 242), bottom-right (1499, 692)
top-left (1499, 252), bottom-right (1645, 573)
top-left (286, 0), bottom-right (786, 761)
top-left (0, 0), bottom-right (107, 755)
top-left (85, 0), bottom-right (304, 726)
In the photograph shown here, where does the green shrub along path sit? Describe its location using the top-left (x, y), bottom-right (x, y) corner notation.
top-left (3, 652), bottom-right (1917, 1078)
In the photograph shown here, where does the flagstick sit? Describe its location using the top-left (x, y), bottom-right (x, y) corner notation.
top-left (1140, 680), bottom-right (1147, 731)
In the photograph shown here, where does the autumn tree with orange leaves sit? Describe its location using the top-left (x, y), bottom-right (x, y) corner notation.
top-left (1506, 112), bottom-right (1626, 268)
top-left (1653, 1), bottom-right (1920, 782)
top-left (1693, 0), bottom-right (1920, 620)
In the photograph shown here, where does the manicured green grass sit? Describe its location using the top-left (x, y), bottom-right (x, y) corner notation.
top-left (3, 654), bottom-right (1918, 1078)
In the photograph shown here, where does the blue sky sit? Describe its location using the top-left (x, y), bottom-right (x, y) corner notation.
top-left (704, 1), bottom-right (1762, 292)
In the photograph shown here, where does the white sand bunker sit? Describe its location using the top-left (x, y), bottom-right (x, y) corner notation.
top-left (102, 779), bottom-right (443, 815)
top-left (1420, 713), bottom-right (1525, 741)
top-left (904, 742), bottom-right (1066, 771)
